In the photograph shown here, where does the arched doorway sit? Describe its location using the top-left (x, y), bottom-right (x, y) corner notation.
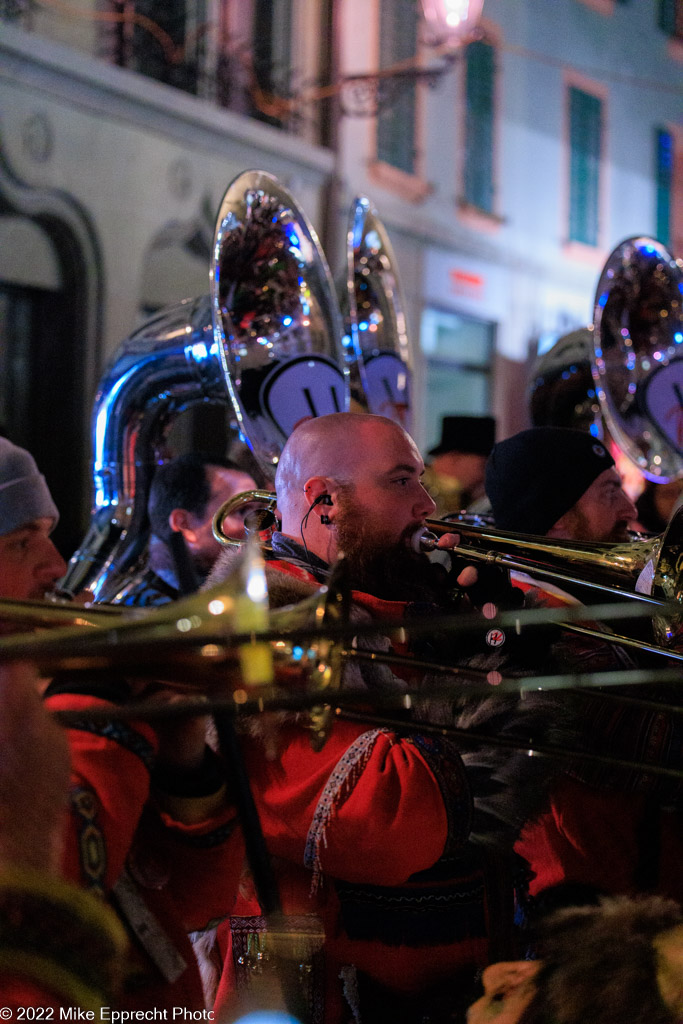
top-left (0, 145), bottom-right (103, 559)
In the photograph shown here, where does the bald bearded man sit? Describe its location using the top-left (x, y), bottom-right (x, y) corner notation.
top-left (207, 413), bottom-right (560, 1024)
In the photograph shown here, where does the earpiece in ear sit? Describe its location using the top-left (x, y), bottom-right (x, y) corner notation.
top-left (305, 492), bottom-right (333, 525)
top-left (314, 492), bottom-right (332, 524)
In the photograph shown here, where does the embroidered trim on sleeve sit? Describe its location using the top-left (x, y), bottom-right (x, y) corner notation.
top-left (304, 729), bottom-right (388, 893)
top-left (66, 719), bottom-right (156, 770)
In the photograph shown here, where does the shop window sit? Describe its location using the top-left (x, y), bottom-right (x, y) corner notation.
top-left (0, 282), bottom-right (86, 557)
top-left (420, 308), bottom-right (494, 450)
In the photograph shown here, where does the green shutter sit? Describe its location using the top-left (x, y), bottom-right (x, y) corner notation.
top-left (655, 128), bottom-right (673, 246)
top-left (377, 0), bottom-right (418, 174)
top-left (658, 0), bottom-right (677, 35)
top-left (464, 40), bottom-right (495, 212)
top-left (569, 87), bottom-right (602, 246)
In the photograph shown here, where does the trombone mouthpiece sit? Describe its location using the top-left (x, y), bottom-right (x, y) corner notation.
top-left (412, 528), bottom-right (438, 553)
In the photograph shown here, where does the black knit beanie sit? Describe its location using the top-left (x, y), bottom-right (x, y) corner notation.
top-left (485, 427), bottom-right (614, 535)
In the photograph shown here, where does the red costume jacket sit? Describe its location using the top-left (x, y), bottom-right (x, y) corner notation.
top-left (511, 573), bottom-right (683, 908)
top-left (210, 545), bottom-right (550, 1024)
top-left (44, 682), bottom-right (245, 1012)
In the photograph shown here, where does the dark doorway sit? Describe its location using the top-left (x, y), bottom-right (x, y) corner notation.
top-left (0, 282), bottom-right (85, 559)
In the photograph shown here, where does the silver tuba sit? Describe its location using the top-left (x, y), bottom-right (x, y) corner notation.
top-left (342, 197), bottom-right (413, 431)
top-left (210, 170), bottom-right (348, 479)
top-left (592, 236), bottom-right (683, 481)
top-left (60, 295), bottom-right (228, 601)
top-left (62, 170), bottom-right (349, 600)
top-left (528, 237), bottom-right (683, 483)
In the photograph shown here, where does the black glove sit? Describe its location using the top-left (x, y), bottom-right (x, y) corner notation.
top-left (447, 558), bottom-right (525, 612)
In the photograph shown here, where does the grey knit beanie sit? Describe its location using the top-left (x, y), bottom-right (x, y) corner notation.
top-left (0, 438), bottom-right (59, 536)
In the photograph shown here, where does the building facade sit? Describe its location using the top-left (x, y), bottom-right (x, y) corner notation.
top-left (1, 0), bottom-right (681, 549)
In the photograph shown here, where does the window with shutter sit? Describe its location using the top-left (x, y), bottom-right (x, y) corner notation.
top-left (656, 128), bottom-right (673, 246)
top-left (658, 0), bottom-right (683, 39)
top-left (251, 0), bottom-right (293, 127)
top-left (376, 0), bottom-right (419, 175)
top-left (568, 86), bottom-right (602, 246)
top-left (464, 40), bottom-right (495, 213)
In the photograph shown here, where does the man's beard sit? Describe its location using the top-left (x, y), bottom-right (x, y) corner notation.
top-left (607, 523), bottom-right (632, 543)
top-left (569, 507), bottom-right (632, 544)
top-left (333, 493), bottom-right (449, 604)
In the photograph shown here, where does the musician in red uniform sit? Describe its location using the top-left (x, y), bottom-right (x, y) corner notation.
top-left (485, 426), bottom-right (637, 545)
top-left (206, 412), bottom-right (560, 1024)
top-left (116, 452), bottom-right (257, 605)
top-left (0, 438), bottom-right (245, 1012)
top-left (0, 437), bottom-right (67, 601)
top-left (0, 660), bottom-right (128, 1012)
top-left (484, 426), bottom-right (683, 920)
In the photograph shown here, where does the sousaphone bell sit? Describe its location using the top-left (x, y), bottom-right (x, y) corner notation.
top-left (61, 170), bottom-right (350, 601)
top-left (592, 236), bottom-right (682, 482)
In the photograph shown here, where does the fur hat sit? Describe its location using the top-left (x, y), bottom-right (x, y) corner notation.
top-left (485, 427), bottom-right (614, 535)
top-left (0, 438), bottom-right (59, 536)
top-left (428, 415), bottom-right (496, 458)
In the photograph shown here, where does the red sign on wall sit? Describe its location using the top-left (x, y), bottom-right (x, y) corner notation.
top-left (449, 268), bottom-right (484, 299)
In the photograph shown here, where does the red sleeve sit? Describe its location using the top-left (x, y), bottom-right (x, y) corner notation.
top-left (515, 776), bottom-right (644, 896)
top-left (146, 803), bottom-right (246, 931)
top-left (47, 687), bottom-right (245, 931)
top-left (243, 720), bottom-right (469, 887)
top-left (45, 691), bottom-right (158, 894)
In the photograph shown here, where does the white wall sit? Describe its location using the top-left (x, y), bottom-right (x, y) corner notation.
top-left (334, 0), bottom-right (682, 443)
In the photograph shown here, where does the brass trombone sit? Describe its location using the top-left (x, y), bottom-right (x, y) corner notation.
top-left (4, 551), bottom-right (682, 776)
top-left (419, 506), bottom-right (683, 649)
top-left (0, 596), bottom-right (122, 630)
top-left (213, 490), bottom-right (682, 604)
top-left (421, 506), bottom-right (683, 606)
top-left (213, 490), bottom-right (279, 547)
top-left (210, 489), bottom-right (683, 659)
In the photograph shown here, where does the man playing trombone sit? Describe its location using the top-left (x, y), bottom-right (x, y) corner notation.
top-left (485, 426), bottom-right (637, 546)
top-left (0, 437), bottom-right (67, 602)
top-left (206, 412), bottom-right (562, 1024)
top-left (482, 426), bottom-right (683, 931)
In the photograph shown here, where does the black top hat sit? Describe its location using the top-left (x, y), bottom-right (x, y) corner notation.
top-left (428, 415), bottom-right (497, 458)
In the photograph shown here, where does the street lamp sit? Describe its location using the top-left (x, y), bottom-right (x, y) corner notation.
top-left (420, 0), bottom-right (485, 48)
top-left (338, 0), bottom-right (484, 116)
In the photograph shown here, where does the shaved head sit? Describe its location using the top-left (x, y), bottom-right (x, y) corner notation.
top-left (275, 413), bottom-right (411, 510)
top-left (271, 412), bottom-right (440, 594)
top-left (273, 413), bottom-right (434, 567)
